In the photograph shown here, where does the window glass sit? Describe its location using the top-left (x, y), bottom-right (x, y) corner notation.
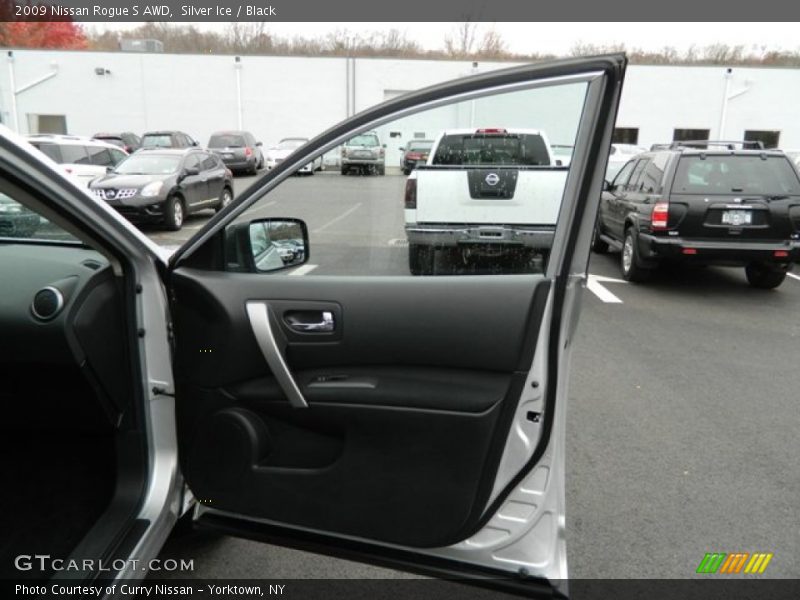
top-left (673, 155), bottom-right (800, 195)
top-left (0, 191), bottom-right (79, 243)
top-left (115, 154), bottom-right (181, 175)
top-left (142, 134), bottom-right (174, 149)
top-left (627, 159), bottom-right (649, 190)
top-left (743, 130), bottom-right (780, 149)
top-left (88, 146), bottom-right (113, 167)
top-left (641, 158), bottom-right (665, 193)
top-left (611, 159), bottom-right (636, 188)
top-left (432, 132), bottom-right (551, 166)
top-left (202, 154), bottom-right (218, 170)
top-left (60, 145), bottom-right (90, 165)
top-left (229, 79), bottom-right (590, 277)
top-left (345, 134), bottom-right (380, 147)
top-left (183, 154), bottom-right (200, 170)
top-left (28, 142), bottom-right (61, 163)
top-left (209, 134), bottom-right (246, 147)
top-left (109, 149), bottom-right (127, 165)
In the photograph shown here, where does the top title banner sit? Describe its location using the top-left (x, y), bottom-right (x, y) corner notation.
top-left (0, 0), bottom-right (796, 22)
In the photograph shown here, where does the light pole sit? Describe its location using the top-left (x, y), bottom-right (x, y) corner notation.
top-left (234, 56), bottom-right (243, 130)
top-left (718, 68), bottom-right (752, 140)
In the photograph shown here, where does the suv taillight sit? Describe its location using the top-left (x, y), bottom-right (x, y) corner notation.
top-left (245, 147), bottom-right (253, 157)
top-left (651, 201), bottom-right (670, 231)
top-left (404, 178), bottom-right (417, 209)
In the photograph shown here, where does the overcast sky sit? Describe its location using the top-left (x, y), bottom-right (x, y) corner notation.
top-left (95, 22), bottom-right (800, 55)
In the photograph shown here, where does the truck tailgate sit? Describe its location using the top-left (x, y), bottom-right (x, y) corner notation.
top-left (415, 168), bottom-right (568, 225)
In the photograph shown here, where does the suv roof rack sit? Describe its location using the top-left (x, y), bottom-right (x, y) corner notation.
top-left (652, 140), bottom-right (766, 151)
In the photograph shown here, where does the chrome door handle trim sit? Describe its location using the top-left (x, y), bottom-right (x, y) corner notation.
top-left (287, 311), bottom-right (335, 332)
top-left (245, 301), bottom-right (307, 409)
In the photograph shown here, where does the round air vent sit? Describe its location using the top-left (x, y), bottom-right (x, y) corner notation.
top-left (31, 286), bottom-right (64, 321)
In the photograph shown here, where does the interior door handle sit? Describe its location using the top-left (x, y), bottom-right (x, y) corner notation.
top-left (285, 311), bottom-right (335, 333)
top-left (245, 301), bottom-right (307, 409)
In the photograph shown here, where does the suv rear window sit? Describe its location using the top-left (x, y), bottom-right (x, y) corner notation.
top-left (673, 155), bottom-right (800, 196)
top-left (346, 134), bottom-right (379, 147)
top-left (432, 134), bottom-right (551, 166)
top-left (209, 134), bottom-right (245, 147)
top-left (142, 135), bottom-right (173, 148)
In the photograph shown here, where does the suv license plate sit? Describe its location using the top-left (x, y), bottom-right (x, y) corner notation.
top-left (722, 210), bottom-right (752, 226)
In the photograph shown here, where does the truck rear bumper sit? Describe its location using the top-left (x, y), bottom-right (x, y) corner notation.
top-left (406, 224), bottom-right (555, 249)
top-left (640, 233), bottom-right (800, 265)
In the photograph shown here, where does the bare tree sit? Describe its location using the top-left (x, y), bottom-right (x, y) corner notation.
top-left (444, 22), bottom-right (478, 58)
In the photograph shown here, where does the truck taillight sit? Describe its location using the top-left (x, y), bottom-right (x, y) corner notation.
top-left (404, 178), bottom-right (417, 209)
top-left (651, 201), bottom-right (669, 231)
top-left (476, 128), bottom-right (507, 134)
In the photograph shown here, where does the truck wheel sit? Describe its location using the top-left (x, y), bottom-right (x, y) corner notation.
top-left (745, 262), bottom-right (786, 289)
top-left (591, 224), bottom-right (609, 253)
top-left (408, 244), bottom-right (434, 275)
top-left (620, 228), bottom-right (652, 282)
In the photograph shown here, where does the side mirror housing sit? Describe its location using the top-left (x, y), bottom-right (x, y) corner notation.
top-left (602, 180), bottom-right (612, 192)
top-left (183, 166), bottom-right (200, 178)
top-left (225, 218), bottom-right (309, 273)
top-left (398, 147), bottom-right (405, 152)
top-left (256, 141), bottom-right (263, 147)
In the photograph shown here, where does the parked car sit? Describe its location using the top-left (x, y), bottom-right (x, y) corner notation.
top-left (0, 191), bottom-right (39, 238)
top-left (89, 148), bottom-right (233, 231)
top-left (593, 141), bottom-right (800, 288)
top-left (341, 131), bottom-right (385, 175)
top-left (264, 138), bottom-right (323, 174)
top-left (26, 134), bottom-right (128, 187)
top-left (399, 139), bottom-right (434, 175)
top-left (140, 130), bottom-right (198, 150)
top-left (0, 55), bottom-right (626, 594)
top-left (92, 132), bottom-right (141, 154)
top-left (208, 130), bottom-right (264, 175)
top-left (404, 127), bottom-right (562, 275)
top-left (606, 143), bottom-right (648, 180)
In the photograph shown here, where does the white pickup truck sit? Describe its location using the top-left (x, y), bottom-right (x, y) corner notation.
top-left (404, 128), bottom-right (568, 275)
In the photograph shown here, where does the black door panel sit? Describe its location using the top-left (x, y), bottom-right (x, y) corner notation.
top-left (171, 268), bottom-right (548, 547)
top-left (171, 270), bottom-right (544, 383)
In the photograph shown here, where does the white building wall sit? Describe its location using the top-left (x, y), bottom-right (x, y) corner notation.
top-left (1, 49), bottom-right (799, 152)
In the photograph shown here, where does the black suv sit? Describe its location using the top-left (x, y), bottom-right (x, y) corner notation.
top-left (593, 141), bottom-right (800, 288)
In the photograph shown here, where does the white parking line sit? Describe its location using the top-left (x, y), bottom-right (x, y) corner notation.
top-left (289, 264), bottom-right (318, 276)
top-left (313, 203), bottom-right (362, 233)
top-left (586, 274), bottom-right (626, 303)
top-left (788, 272), bottom-right (800, 282)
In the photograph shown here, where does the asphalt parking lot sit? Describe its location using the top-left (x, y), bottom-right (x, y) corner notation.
top-left (152, 171), bottom-right (799, 579)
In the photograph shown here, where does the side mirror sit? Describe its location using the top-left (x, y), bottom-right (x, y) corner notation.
top-left (191, 140), bottom-right (199, 147)
top-left (398, 147), bottom-right (405, 152)
top-left (602, 180), bottom-right (612, 192)
top-left (382, 144), bottom-right (387, 149)
top-left (555, 159), bottom-right (563, 167)
top-left (105, 166), bottom-right (114, 173)
top-left (256, 141), bottom-right (263, 147)
top-left (183, 166), bottom-right (200, 178)
top-left (226, 218), bottom-right (309, 273)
